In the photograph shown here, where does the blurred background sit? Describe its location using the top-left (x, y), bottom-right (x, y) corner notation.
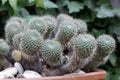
top-left (0, 0), bottom-right (120, 80)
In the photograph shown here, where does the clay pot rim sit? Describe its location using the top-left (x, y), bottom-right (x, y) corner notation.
top-left (3, 69), bottom-right (106, 80)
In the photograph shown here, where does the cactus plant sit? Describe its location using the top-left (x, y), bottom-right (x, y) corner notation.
top-left (83, 35), bottom-right (116, 71)
top-left (55, 21), bottom-right (77, 46)
top-left (42, 15), bottom-right (56, 39)
top-left (0, 14), bottom-right (116, 78)
top-left (0, 39), bottom-right (9, 55)
top-left (8, 16), bottom-right (24, 25)
top-left (55, 14), bottom-right (73, 34)
top-left (27, 17), bottom-right (47, 36)
top-left (73, 34), bottom-right (97, 59)
top-left (41, 40), bottom-right (63, 67)
top-left (5, 21), bottom-right (22, 45)
top-left (20, 30), bottom-right (43, 56)
top-left (97, 35), bottom-right (115, 55)
top-left (57, 14), bottom-right (73, 25)
top-left (73, 19), bottom-right (87, 34)
top-left (12, 32), bottom-right (23, 50)
top-left (73, 34), bottom-right (97, 68)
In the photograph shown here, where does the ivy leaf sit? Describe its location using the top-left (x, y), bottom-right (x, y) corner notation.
top-left (56, 0), bottom-right (69, 7)
top-left (67, 1), bottom-right (84, 13)
top-left (8, 0), bottom-right (17, 15)
top-left (84, 0), bottom-right (94, 10)
top-left (108, 23), bottom-right (120, 36)
top-left (44, 0), bottom-right (58, 9)
top-left (0, 5), bottom-right (9, 12)
top-left (18, 8), bottom-right (30, 18)
top-left (117, 36), bottom-right (120, 43)
top-left (27, 0), bottom-right (34, 3)
top-left (96, 4), bottom-right (115, 18)
top-left (35, 0), bottom-right (45, 8)
top-left (114, 8), bottom-right (120, 17)
top-left (109, 53), bottom-right (117, 66)
top-left (2, 0), bottom-right (8, 5)
top-left (90, 29), bottom-right (105, 37)
top-left (17, 0), bottom-right (27, 7)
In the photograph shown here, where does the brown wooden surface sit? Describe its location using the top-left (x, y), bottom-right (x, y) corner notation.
top-left (4, 69), bottom-right (106, 80)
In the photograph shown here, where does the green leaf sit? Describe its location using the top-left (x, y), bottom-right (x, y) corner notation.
top-left (108, 23), bottom-right (120, 36)
top-left (113, 8), bottom-right (120, 17)
top-left (0, 5), bottom-right (9, 12)
top-left (44, 0), bottom-right (58, 9)
top-left (56, 0), bottom-right (69, 7)
top-left (67, 1), bottom-right (84, 13)
top-left (35, 0), bottom-right (45, 8)
top-left (117, 36), bottom-right (120, 43)
top-left (96, 4), bottom-right (115, 18)
top-left (84, 0), bottom-right (94, 10)
top-left (8, 0), bottom-right (17, 15)
top-left (17, 8), bottom-right (30, 17)
top-left (27, 0), bottom-right (34, 3)
top-left (2, 0), bottom-right (8, 5)
top-left (109, 53), bottom-right (117, 66)
top-left (17, 0), bottom-right (27, 7)
top-left (90, 29), bottom-right (105, 37)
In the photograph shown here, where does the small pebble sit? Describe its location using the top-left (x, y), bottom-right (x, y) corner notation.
top-left (23, 70), bottom-right (42, 78)
top-left (14, 62), bottom-right (24, 74)
top-left (0, 72), bottom-right (15, 79)
top-left (0, 72), bottom-right (6, 79)
top-left (74, 69), bottom-right (86, 74)
top-left (1, 67), bottom-right (18, 76)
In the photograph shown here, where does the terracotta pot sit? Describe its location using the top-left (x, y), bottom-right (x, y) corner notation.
top-left (4, 69), bottom-right (106, 80)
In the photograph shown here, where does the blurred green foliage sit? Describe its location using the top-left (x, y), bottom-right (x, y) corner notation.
top-left (0, 0), bottom-right (120, 80)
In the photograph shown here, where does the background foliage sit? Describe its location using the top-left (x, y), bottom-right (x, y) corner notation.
top-left (0, 0), bottom-right (120, 80)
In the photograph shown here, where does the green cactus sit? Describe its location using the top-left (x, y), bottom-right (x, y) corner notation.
top-left (55, 14), bottom-right (74, 35)
top-left (97, 35), bottom-right (115, 54)
top-left (24, 15), bottom-right (37, 30)
top-left (7, 16), bottom-right (24, 29)
top-left (8, 16), bottom-right (24, 23)
top-left (73, 34), bottom-right (97, 59)
top-left (55, 21), bottom-right (77, 46)
top-left (41, 40), bottom-right (63, 67)
top-left (2, 14), bottom-right (117, 76)
top-left (83, 35), bottom-right (116, 70)
top-left (5, 22), bottom-right (23, 45)
top-left (42, 15), bottom-right (56, 39)
top-left (12, 32), bottom-right (23, 50)
top-left (20, 30), bottom-right (43, 56)
top-left (27, 17), bottom-right (47, 36)
top-left (73, 19), bottom-right (87, 34)
top-left (57, 14), bottom-right (73, 24)
top-left (0, 39), bottom-right (9, 55)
